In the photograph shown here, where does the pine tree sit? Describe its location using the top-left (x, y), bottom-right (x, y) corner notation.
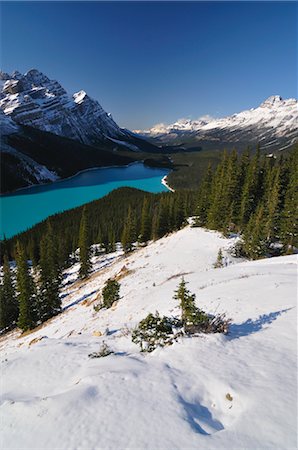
top-left (207, 151), bottom-right (230, 229)
top-left (173, 278), bottom-right (207, 332)
top-left (39, 222), bottom-right (61, 322)
top-left (16, 241), bottom-right (38, 331)
top-left (214, 249), bottom-right (224, 268)
top-left (174, 193), bottom-right (185, 230)
top-left (121, 206), bottom-right (136, 253)
top-left (263, 166), bottom-right (281, 242)
top-left (0, 255), bottom-right (18, 330)
top-left (239, 147), bottom-right (261, 227)
top-left (102, 278), bottom-right (120, 308)
top-left (108, 229), bottom-right (116, 253)
top-left (243, 205), bottom-right (267, 259)
top-left (280, 148), bottom-right (298, 252)
top-left (157, 198), bottom-right (169, 238)
top-left (78, 207), bottom-right (92, 278)
top-left (139, 198), bottom-right (151, 243)
top-left (173, 278), bottom-right (196, 325)
top-left (196, 164), bottom-right (213, 225)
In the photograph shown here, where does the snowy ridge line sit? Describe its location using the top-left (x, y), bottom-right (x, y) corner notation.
top-left (136, 95), bottom-right (298, 150)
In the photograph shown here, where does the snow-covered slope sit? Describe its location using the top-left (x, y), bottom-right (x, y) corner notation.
top-left (138, 96), bottom-right (298, 151)
top-left (0, 69), bottom-right (127, 145)
top-left (1, 227), bottom-right (297, 449)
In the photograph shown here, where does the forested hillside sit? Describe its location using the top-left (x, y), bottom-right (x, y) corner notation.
top-left (1, 145), bottom-right (297, 332)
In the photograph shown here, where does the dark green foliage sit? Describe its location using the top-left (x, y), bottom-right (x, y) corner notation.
top-left (173, 278), bottom-right (209, 333)
top-left (121, 206), bottom-right (136, 253)
top-left (0, 255), bottom-right (18, 330)
top-left (214, 249), bottom-right (224, 268)
top-left (280, 147), bottom-right (298, 253)
top-left (88, 341), bottom-right (114, 358)
top-left (195, 163), bottom-right (213, 225)
top-left (139, 198), bottom-right (151, 243)
top-left (15, 241), bottom-right (38, 331)
top-left (132, 312), bottom-right (178, 352)
top-left (194, 145), bottom-right (298, 258)
top-left (102, 279), bottom-right (120, 309)
top-left (133, 280), bottom-right (231, 352)
top-left (242, 206), bottom-right (267, 259)
top-left (78, 207), bottom-right (92, 279)
top-left (39, 222), bottom-right (62, 322)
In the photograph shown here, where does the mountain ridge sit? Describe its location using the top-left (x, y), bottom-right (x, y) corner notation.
top-left (136, 95), bottom-right (298, 151)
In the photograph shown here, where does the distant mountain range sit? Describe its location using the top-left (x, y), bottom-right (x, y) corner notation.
top-left (0, 69), bottom-right (297, 193)
top-left (136, 95), bottom-right (298, 151)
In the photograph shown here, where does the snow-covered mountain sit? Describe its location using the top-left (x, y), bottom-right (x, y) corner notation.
top-left (0, 69), bottom-right (161, 193)
top-left (137, 96), bottom-right (298, 151)
top-left (1, 226), bottom-right (297, 449)
top-left (0, 69), bottom-right (129, 145)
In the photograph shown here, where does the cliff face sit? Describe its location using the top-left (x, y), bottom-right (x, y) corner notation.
top-left (0, 69), bottom-right (126, 145)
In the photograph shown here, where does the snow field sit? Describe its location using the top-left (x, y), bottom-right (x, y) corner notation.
top-left (1, 227), bottom-right (297, 449)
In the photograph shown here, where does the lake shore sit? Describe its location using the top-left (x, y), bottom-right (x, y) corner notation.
top-left (161, 175), bottom-right (175, 192)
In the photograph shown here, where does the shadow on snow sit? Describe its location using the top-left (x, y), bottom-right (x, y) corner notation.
top-left (228, 308), bottom-right (293, 340)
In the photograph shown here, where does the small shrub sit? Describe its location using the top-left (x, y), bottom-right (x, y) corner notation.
top-left (102, 278), bottom-right (120, 309)
top-left (214, 248), bottom-right (224, 268)
top-left (93, 304), bottom-right (102, 312)
top-left (88, 341), bottom-right (113, 358)
top-left (230, 240), bottom-right (246, 258)
top-left (132, 312), bottom-right (180, 352)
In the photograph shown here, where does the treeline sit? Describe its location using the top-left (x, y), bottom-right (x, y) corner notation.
top-left (195, 145), bottom-right (297, 258)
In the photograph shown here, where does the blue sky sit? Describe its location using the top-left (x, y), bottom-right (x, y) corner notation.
top-left (1, 1), bottom-right (297, 129)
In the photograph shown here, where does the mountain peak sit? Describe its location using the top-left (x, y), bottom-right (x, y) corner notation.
top-left (260, 95), bottom-right (283, 107)
top-left (23, 69), bottom-right (50, 86)
top-left (73, 90), bottom-right (89, 104)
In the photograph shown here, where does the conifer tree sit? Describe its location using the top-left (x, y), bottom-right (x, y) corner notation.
top-left (121, 206), bottom-right (135, 253)
top-left (207, 151), bottom-right (229, 229)
top-left (196, 163), bottom-right (213, 225)
top-left (174, 194), bottom-right (185, 230)
top-left (243, 205), bottom-right (267, 259)
top-left (280, 148), bottom-right (298, 252)
top-left (108, 229), bottom-right (116, 253)
top-left (0, 255), bottom-right (18, 330)
top-left (151, 207), bottom-right (160, 241)
top-left (78, 207), bottom-right (92, 278)
top-left (239, 147), bottom-right (261, 227)
top-left (139, 198), bottom-right (151, 243)
top-left (39, 222), bottom-right (61, 322)
top-left (214, 249), bottom-right (224, 268)
top-left (157, 198), bottom-right (169, 238)
top-left (16, 241), bottom-right (38, 331)
top-left (173, 278), bottom-right (207, 332)
top-left (263, 166), bottom-right (281, 242)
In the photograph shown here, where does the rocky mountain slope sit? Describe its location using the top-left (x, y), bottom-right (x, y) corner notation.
top-left (0, 69), bottom-right (160, 193)
top-left (138, 95), bottom-right (298, 151)
top-left (1, 226), bottom-right (297, 449)
top-left (0, 69), bottom-right (127, 145)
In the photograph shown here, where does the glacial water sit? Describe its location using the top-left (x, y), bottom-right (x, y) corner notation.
top-left (0, 163), bottom-right (169, 239)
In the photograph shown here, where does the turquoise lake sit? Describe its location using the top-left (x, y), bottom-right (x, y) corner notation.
top-left (0, 163), bottom-right (169, 239)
